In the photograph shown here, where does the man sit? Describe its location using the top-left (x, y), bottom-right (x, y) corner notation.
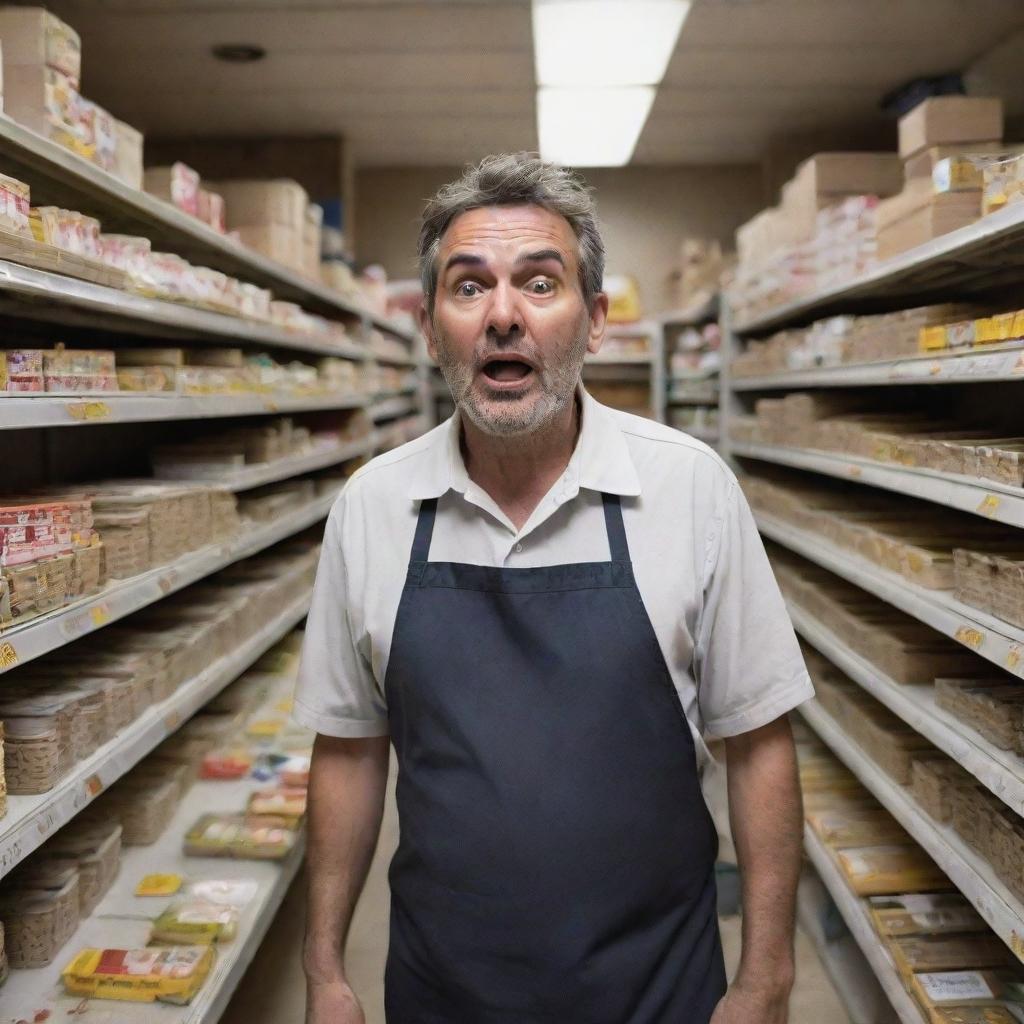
top-left (296, 153), bottom-right (813, 1024)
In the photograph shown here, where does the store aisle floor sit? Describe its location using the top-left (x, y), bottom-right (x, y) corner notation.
top-left (222, 760), bottom-right (847, 1024)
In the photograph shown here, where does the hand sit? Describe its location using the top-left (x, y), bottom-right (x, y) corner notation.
top-left (305, 977), bottom-right (365, 1024)
top-left (710, 980), bottom-right (791, 1024)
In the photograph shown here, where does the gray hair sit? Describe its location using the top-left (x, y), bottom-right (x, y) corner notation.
top-left (417, 152), bottom-right (605, 311)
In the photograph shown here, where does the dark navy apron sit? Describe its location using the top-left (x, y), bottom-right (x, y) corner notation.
top-left (382, 492), bottom-right (726, 1023)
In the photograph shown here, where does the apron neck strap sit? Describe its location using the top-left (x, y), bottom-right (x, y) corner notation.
top-left (411, 498), bottom-right (438, 562)
top-left (602, 493), bottom-right (631, 562)
top-left (410, 493), bottom-right (629, 564)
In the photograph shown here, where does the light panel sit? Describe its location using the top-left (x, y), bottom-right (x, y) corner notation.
top-left (537, 85), bottom-right (655, 166)
top-left (532, 0), bottom-right (691, 87)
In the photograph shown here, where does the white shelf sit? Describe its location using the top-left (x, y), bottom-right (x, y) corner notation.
top-left (0, 486), bottom-right (340, 674)
top-left (194, 437), bottom-right (372, 493)
top-left (0, 766), bottom-right (307, 1023)
top-left (668, 390), bottom-right (719, 405)
top-left (732, 343), bottom-right (1024, 390)
top-left (586, 351), bottom-right (655, 366)
top-left (801, 826), bottom-right (924, 1023)
top-left (788, 600), bottom-right (1024, 816)
top-left (0, 590), bottom-right (311, 879)
top-left (733, 200), bottom-right (1024, 334)
top-left (755, 511), bottom-right (1024, 680)
top-left (0, 391), bottom-right (368, 430)
top-left (734, 442), bottom-right (1024, 529)
top-left (371, 395), bottom-right (418, 421)
top-left (657, 295), bottom-right (719, 328)
top-left (0, 257), bottom-right (371, 357)
top-left (683, 427), bottom-right (720, 444)
top-left (799, 699), bottom-right (1024, 965)
top-left (0, 111), bottom-right (412, 341)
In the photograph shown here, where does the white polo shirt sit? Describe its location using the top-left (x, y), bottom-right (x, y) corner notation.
top-left (293, 390), bottom-right (813, 768)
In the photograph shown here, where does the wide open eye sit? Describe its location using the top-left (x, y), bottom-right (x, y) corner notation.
top-left (456, 281), bottom-right (482, 298)
top-left (527, 278), bottom-right (555, 295)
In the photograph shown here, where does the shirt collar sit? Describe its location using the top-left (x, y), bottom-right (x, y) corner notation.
top-left (405, 385), bottom-right (642, 500)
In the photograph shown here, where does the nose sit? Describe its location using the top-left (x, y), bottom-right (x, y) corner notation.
top-left (485, 281), bottom-right (521, 340)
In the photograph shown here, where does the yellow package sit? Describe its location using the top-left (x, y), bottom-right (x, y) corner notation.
top-left (135, 873), bottom-right (183, 897)
top-left (867, 893), bottom-right (987, 938)
top-left (835, 844), bottom-right (950, 896)
top-left (920, 325), bottom-right (949, 352)
top-left (150, 901), bottom-right (239, 945)
top-left (62, 946), bottom-right (215, 1004)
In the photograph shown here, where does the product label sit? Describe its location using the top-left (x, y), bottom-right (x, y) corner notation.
top-left (977, 494), bottom-right (1002, 517)
top-left (918, 971), bottom-right (995, 1002)
top-left (1007, 647), bottom-right (1022, 674)
top-left (1012, 929), bottom-right (1024, 963)
top-left (136, 873), bottom-right (183, 897)
top-left (956, 626), bottom-right (985, 649)
top-left (85, 774), bottom-right (103, 797)
top-left (66, 400), bottom-right (112, 421)
top-left (90, 602), bottom-right (110, 627)
top-left (0, 641), bottom-right (19, 669)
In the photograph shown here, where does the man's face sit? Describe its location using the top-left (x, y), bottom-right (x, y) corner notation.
top-left (421, 204), bottom-right (607, 437)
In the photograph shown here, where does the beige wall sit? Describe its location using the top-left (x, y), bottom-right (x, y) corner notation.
top-left (354, 165), bottom-right (764, 313)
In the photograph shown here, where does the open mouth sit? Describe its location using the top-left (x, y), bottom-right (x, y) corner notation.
top-left (480, 356), bottom-right (535, 388)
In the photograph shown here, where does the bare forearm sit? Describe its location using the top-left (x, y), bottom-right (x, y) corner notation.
top-left (303, 733), bottom-right (390, 984)
top-left (725, 715), bottom-right (802, 1000)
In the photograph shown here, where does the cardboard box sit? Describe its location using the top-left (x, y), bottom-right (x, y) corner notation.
top-left (3, 64), bottom-right (85, 154)
top-left (790, 152), bottom-right (903, 201)
top-left (899, 97), bottom-right (1004, 160)
top-left (0, 7), bottom-right (80, 86)
top-left (877, 193), bottom-right (980, 261)
top-left (198, 189), bottom-right (225, 233)
top-left (144, 163), bottom-right (200, 217)
top-left (111, 119), bottom-right (143, 190)
top-left (236, 223), bottom-right (303, 271)
top-left (904, 141), bottom-right (1004, 181)
top-left (212, 178), bottom-right (308, 232)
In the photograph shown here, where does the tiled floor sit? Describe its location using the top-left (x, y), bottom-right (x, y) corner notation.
top-left (222, 757), bottom-right (850, 1024)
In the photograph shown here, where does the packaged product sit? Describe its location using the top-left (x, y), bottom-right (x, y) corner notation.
top-left (62, 945), bottom-right (216, 1004)
top-left (111, 119), bottom-right (144, 190)
top-left (198, 189), bottom-right (226, 232)
top-left (248, 785), bottom-right (307, 820)
top-left (136, 873), bottom-right (183, 897)
top-left (868, 893), bottom-right (988, 938)
top-left (0, 7), bottom-right (82, 84)
top-left (898, 97), bottom-right (1004, 160)
top-left (0, 174), bottom-right (31, 235)
top-left (213, 177), bottom-right (309, 231)
top-left (835, 843), bottom-right (950, 896)
top-left (30, 206), bottom-right (101, 259)
top-left (889, 932), bottom-right (1016, 978)
top-left (911, 756), bottom-right (978, 824)
top-left (806, 806), bottom-right (910, 848)
top-left (150, 900), bottom-right (239, 945)
top-left (45, 818), bottom-right (122, 915)
top-left (935, 678), bottom-right (1024, 754)
top-left (144, 163), bottom-right (201, 218)
top-left (909, 968), bottom-right (1024, 1023)
top-left (5, 348), bottom-right (44, 391)
top-left (185, 878), bottom-right (259, 908)
top-left (200, 749), bottom-right (253, 780)
top-left (0, 860), bottom-right (80, 967)
top-left (184, 813), bottom-right (298, 860)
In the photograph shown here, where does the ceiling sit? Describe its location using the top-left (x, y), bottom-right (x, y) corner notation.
top-left (46, 0), bottom-right (1024, 167)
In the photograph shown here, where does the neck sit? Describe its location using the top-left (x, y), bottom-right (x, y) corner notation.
top-left (461, 395), bottom-right (581, 531)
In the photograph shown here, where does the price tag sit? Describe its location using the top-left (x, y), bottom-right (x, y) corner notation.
top-left (85, 774), bottom-right (103, 798)
top-left (263, 398), bottom-right (280, 413)
top-left (1007, 647), bottom-right (1022, 673)
top-left (164, 710), bottom-right (182, 732)
top-left (847, 465), bottom-right (862, 479)
top-left (1013, 353), bottom-right (1024, 374)
top-left (976, 494), bottom-right (1001, 517)
top-left (90, 603), bottom-right (110, 627)
top-left (158, 569), bottom-right (179, 595)
top-left (955, 626), bottom-right (985, 649)
top-left (66, 400), bottom-right (112, 422)
top-left (0, 640), bottom-right (19, 669)
top-left (1011, 929), bottom-right (1024, 963)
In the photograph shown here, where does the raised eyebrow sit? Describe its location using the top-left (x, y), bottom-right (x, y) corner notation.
top-left (514, 248), bottom-right (566, 269)
top-left (442, 253), bottom-right (488, 275)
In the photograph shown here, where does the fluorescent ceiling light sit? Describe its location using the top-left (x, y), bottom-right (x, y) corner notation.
top-left (533, 0), bottom-right (691, 87)
top-left (537, 86), bottom-right (655, 167)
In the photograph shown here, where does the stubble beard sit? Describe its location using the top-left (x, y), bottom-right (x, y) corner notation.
top-left (435, 325), bottom-right (589, 438)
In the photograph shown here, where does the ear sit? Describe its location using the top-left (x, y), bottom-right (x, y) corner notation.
top-left (418, 299), bottom-right (438, 363)
top-left (586, 292), bottom-right (609, 356)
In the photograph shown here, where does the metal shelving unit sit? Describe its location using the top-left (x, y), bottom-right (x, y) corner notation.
top-left (0, 767), bottom-right (307, 1023)
top-left (210, 436), bottom-right (373, 492)
top-left (800, 699), bottom-right (1024, 964)
top-left (585, 320), bottom-right (666, 422)
top-left (733, 200), bottom-right (1024, 335)
top-left (371, 394), bottom-right (419, 422)
top-left (0, 256), bottom-right (370, 355)
top-left (755, 511), bottom-right (1024, 679)
top-left (802, 827), bottom-right (924, 1024)
top-left (0, 391), bottom-right (368, 430)
top-left (733, 442), bottom-right (1024, 529)
top-left (789, 599), bottom-right (1024, 816)
top-left (0, 112), bottom-right (412, 341)
top-left (0, 591), bottom-right (312, 878)
top-left (0, 485), bottom-right (344, 675)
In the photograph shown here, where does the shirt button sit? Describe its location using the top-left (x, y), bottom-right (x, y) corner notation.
top-left (515, 543), bottom-right (523, 553)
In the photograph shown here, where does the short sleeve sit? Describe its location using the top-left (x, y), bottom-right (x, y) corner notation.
top-left (694, 479), bottom-right (814, 737)
top-left (292, 497), bottom-right (390, 738)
